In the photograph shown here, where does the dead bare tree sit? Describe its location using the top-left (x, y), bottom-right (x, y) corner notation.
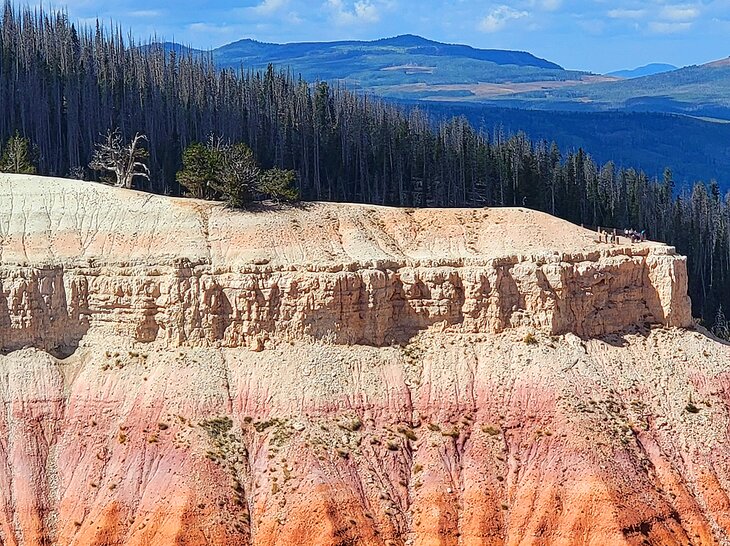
top-left (89, 129), bottom-right (150, 189)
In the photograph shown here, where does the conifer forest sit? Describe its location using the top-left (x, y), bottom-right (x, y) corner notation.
top-left (0, 3), bottom-right (728, 329)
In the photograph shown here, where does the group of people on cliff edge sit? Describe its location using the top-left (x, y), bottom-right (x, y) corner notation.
top-left (596, 226), bottom-right (646, 245)
top-left (624, 228), bottom-right (646, 243)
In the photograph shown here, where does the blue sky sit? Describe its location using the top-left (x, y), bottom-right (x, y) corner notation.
top-left (50, 0), bottom-right (729, 73)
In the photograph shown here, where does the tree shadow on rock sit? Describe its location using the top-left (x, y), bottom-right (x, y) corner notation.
top-left (590, 323), bottom-right (655, 348)
top-left (693, 324), bottom-right (730, 347)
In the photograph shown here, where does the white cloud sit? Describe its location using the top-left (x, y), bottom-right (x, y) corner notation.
top-left (607, 3), bottom-right (699, 33)
top-left (535, 0), bottom-right (562, 11)
top-left (607, 8), bottom-right (647, 19)
top-left (326, 0), bottom-right (382, 25)
top-left (648, 20), bottom-right (693, 33)
top-left (659, 5), bottom-right (700, 22)
top-left (251, 0), bottom-right (289, 16)
top-left (286, 11), bottom-right (304, 24)
top-left (478, 5), bottom-right (529, 33)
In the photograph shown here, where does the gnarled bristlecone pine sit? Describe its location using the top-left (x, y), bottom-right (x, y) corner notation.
top-left (0, 173), bottom-right (727, 546)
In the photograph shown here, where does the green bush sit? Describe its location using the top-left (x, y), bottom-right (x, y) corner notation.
top-left (177, 139), bottom-right (298, 207)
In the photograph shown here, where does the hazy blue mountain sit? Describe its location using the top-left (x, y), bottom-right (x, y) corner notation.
top-left (607, 63), bottom-right (678, 79)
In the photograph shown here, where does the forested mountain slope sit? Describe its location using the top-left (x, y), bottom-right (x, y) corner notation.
top-left (212, 33), bottom-right (564, 69)
top-left (405, 102), bottom-right (730, 188)
top-left (155, 34), bottom-right (607, 104)
top-left (156, 34), bottom-right (586, 94)
top-left (153, 36), bottom-right (729, 190)
top-left (180, 32), bottom-right (730, 121)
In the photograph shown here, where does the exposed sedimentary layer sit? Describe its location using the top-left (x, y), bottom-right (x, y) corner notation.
top-left (1, 174), bottom-right (727, 546)
top-left (0, 175), bottom-right (691, 353)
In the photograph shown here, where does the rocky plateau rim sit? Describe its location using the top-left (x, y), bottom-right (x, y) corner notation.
top-left (1, 244), bottom-right (679, 272)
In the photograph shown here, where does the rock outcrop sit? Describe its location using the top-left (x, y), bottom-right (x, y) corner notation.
top-left (0, 175), bottom-right (691, 353)
top-left (1, 174), bottom-right (728, 546)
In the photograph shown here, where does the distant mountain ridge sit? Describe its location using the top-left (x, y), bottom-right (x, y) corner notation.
top-left (152, 34), bottom-right (563, 71)
top-left (150, 34), bottom-right (588, 99)
top-left (607, 63), bottom-right (678, 79)
top-left (151, 36), bottom-right (727, 119)
top-left (212, 34), bottom-right (564, 70)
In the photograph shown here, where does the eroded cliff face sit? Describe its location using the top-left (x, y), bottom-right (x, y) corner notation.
top-left (0, 248), bottom-right (694, 352)
top-left (1, 174), bottom-right (727, 546)
top-left (0, 176), bottom-right (691, 353)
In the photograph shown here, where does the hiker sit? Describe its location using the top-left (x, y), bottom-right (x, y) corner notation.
top-left (597, 226), bottom-right (602, 243)
top-left (641, 229), bottom-right (646, 242)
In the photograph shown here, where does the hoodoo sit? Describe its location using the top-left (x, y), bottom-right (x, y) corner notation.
top-left (0, 174), bottom-right (728, 545)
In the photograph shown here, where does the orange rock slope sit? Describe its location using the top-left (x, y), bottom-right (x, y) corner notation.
top-left (1, 174), bottom-right (728, 546)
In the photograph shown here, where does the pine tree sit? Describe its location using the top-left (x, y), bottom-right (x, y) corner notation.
top-left (209, 143), bottom-right (260, 208)
top-left (713, 305), bottom-right (730, 340)
top-left (0, 132), bottom-right (37, 174)
top-left (259, 168), bottom-right (299, 202)
top-left (177, 142), bottom-right (219, 199)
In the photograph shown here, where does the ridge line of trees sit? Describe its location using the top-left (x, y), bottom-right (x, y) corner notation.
top-left (0, 2), bottom-right (728, 329)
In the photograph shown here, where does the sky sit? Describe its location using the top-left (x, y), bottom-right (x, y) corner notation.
top-left (46, 0), bottom-right (730, 73)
